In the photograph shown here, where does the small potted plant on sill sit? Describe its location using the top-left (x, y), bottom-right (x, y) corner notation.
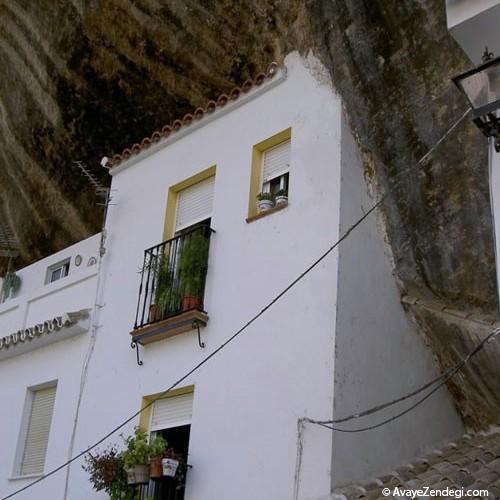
top-left (178, 230), bottom-right (209, 312)
top-left (161, 448), bottom-right (188, 490)
top-left (274, 188), bottom-right (288, 207)
top-left (122, 427), bottom-right (167, 486)
top-left (256, 192), bottom-right (274, 212)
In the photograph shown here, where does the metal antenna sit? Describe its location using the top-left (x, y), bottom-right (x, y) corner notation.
top-left (0, 223), bottom-right (19, 259)
top-left (74, 160), bottom-right (113, 257)
top-left (74, 161), bottom-right (109, 198)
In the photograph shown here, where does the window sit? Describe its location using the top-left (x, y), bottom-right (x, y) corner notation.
top-left (15, 384), bottom-right (57, 476)
top-left (248, 128), bottom-right (291, 219)
top-left (139, 391), bottom-right (193, 499)
top-left (261, 139), bottom-right (290, 196)
top-left (174, 176), bottom-right (215, 233)
top-left (46, 259), bottom-right (70, 284)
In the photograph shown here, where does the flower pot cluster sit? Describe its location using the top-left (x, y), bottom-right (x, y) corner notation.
top-left (148, 229), bottom-right (209, 323)
top-left (256, 189), bottom-right (288, 213)
top-left (84, 427), bottom-right (187, 499)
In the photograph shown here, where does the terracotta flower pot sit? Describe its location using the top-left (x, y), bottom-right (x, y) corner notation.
top-left (181, 296), bottom-right (202, 312)
top-left (149, 304), bottom-right (161, 323)
top-left (150, 456), bottom-right (163, 479)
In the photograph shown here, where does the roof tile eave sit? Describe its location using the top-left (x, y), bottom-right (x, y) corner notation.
top-left (104, 62), bottom-right (280, 169)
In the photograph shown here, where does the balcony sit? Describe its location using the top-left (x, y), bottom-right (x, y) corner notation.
top-left (131, 225), bottom-right (213, 346)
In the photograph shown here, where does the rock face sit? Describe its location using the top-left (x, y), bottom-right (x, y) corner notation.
top-left (0, 0), bottom-right (498, 428)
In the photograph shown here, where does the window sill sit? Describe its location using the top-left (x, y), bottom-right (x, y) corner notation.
top-left (9, 474), bottom-right (43, 481)
top-left (246, 203), bottom-right (288, 223)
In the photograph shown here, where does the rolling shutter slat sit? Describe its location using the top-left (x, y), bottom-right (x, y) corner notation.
top-left (262, 139), bottom-right (290, 182)
top-left (21, 386), bottom-right (56, 475)
top-left (151, 393), bottom-right (193, 431)
top-left (175, 177), bottom-right (215, 231)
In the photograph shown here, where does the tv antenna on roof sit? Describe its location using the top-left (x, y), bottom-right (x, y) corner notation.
top-left (0, 223), bottom-right (19, 259)
top-left (74, 160), bottom-right (113, 257)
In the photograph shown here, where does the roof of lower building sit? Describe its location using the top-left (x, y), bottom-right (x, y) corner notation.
top-left (334, 430), bottom-right (500, 499)
top-left (104, 62), bottom-right (279, 169)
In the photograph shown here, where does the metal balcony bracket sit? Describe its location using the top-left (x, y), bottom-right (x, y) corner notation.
top-left (131, 340), bottom-right (143, 366)
top-left (192, 319), bottom-right (205, 348)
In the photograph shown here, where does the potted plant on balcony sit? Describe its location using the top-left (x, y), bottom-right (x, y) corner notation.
top-left (274, 188), bottom-right (288, 207)
top-left (149, 252), bottom-right (178, 323)
top-left (83, 446), bottom-right (136, 500)
top-left (122, 427), bottom-right (167, 486)
top-left (178, 230), bottom-right (209, 312)
top-left (256, 192), bottom-right (274, 212)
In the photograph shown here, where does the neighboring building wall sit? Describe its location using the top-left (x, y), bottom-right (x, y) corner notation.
top-left (0, 234), bottom-right (100, 499)
top-left (66, 53), bottom-right (341, 500)
top-left (331, 116), bottom-right (463, 487)
top-left (446, 0), bottom-right (500, 63)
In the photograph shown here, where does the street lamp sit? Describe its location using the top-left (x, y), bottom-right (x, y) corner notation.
top-left (453, 51), bottom-right (500, 151)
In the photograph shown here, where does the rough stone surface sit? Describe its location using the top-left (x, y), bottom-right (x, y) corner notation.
top-left (1, 1), bottom-right (499, 428)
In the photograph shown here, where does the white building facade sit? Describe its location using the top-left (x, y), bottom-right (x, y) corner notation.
top-left (0, 52), bottom-right (462, 500)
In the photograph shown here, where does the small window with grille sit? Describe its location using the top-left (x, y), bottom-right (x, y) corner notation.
top-left (45, 259), bottom-right (70, 284)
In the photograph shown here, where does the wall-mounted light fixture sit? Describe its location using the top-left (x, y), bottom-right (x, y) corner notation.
top-left (453, 49), bottom-right (500, 151)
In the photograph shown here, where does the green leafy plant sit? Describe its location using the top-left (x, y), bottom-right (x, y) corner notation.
top-left (154, 251), bottom-right (179, 316)
top-left (1, 271), bottom-right (21, 298)
top-left (275, 188), bottom-right (288, 197)
top-left (83, 446), bottom-right (136, 500)
top-left (256, 191), bottom-right (274, 201)
top-left (121, 427), bottom-right (167, 469)
top-left (179, 231), bottom-right (210, 298)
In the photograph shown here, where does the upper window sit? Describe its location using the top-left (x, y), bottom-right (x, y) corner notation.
top-left (248, 128), bottom-right (291, 220)
top-left (174, 176), bottom-right (215, 233)
top-left (16, 384), bottom-right (57, 476)
top-left (261, 139), bottom-right (290, 196)
top-left (45, 259), bottom-right (70, 284)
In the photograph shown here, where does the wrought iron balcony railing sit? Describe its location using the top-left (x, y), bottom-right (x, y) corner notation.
top-left (134, 225), bottom-right (213, 330)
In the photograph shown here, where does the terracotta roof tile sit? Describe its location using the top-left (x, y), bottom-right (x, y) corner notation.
top-left (335, 430), bottom-right (500, 499)
top-left (104, 62), bottom-right (279, 169)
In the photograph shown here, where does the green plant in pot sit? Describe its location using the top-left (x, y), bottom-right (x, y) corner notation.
top-left (122, 427), bottom-right (167, 486)
top-left (83, 446), bottom-right (136, 500)
top-left (256, 191), bottom-right (275, 212)
top-left (178, 230), bottom-right (209, 312)
top-left (274, 188), bottom-right (288, 207)
top-left (149, 251), bottom-right (179, 322)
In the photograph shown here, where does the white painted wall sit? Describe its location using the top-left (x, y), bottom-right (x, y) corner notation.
top-left (446, 0), bottom-right (500, 63)
top-left (330, 116), bottom-right (463, 487)
top-left (57, 53), bottom-right (341, 500)
top-left (0, 234), bottom-right (100, 499)
top-left (0, 233), bottom-right (100, 332)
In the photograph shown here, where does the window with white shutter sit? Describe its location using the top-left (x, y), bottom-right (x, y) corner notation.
top-left (19, 385), bottom-right (56, 475)
top-left (260, 138), bottom-right (290, 205)
top-left (175, 176), bottom-right (215, 232)
top-left (150, 392), bottom-right (193, 431)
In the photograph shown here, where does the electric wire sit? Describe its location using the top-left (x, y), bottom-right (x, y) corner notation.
top-left (1, 108), bottom-right (472, 499)
top-left (306, 327), bottom-right (500, 433)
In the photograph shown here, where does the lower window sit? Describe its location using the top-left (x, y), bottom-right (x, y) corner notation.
top-left (139, 391), bottom-right (193, 499)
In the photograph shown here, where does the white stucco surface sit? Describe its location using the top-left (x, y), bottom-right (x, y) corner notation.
top-left (57, 52), bottom-right (341, 500)
top-left (331, 115), bottom-right (463, 487)
top-left (0, 234), bottom-right (100, 498)
top-left (446, 0), bottom-right (500, 63)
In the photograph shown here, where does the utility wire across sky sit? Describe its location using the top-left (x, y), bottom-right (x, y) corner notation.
top-left (1, 107), bottom-right (478, 500)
